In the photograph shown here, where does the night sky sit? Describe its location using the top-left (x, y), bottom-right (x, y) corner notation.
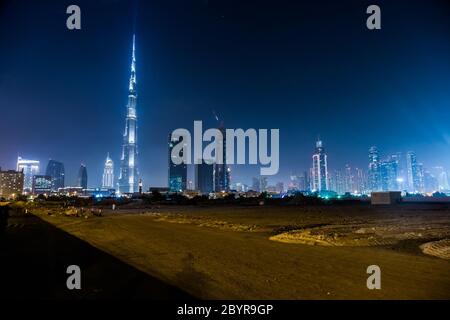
top-left (1, 0), bottom-right (450, 188)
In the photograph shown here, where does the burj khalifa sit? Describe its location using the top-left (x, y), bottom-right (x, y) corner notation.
top-left (118, 35), bottom-right (139, 193)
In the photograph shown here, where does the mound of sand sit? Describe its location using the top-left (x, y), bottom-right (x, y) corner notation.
top-left (420, 239), bottom-right (450, 260)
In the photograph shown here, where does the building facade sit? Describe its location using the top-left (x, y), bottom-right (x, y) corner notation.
top-left (45, 160), bottom-right (65, 192)
top-left (168, 134), bottom-right (187, 192)
top-left (195, 161), bottom-right (214, 194)
top-left (102, 153), bottom-right (114, 189)
top-left (77, 164), bottom-right (88, 189)
top-left (32, 175), bottom-right (52, 195)
top-left (311, 139), bottom-right (328, 191)
top-left (0, 169), bottom-right (24, 198)
top-left (16, 156), bottom-right (39, 194)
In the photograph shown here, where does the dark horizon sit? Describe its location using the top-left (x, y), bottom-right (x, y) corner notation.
top-left (1, 0), bottom-right (450, 188)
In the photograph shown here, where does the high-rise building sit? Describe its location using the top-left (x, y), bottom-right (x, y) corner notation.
top-left (0, 169), bottom-right (24, 198)
top-left (214, 125), bottom-right (230, 192)
top-left (16, 157), bottom-right (39, 194)
top-left (431, 166), bottom-right (449, 191)
top-left (102, 153), bottom-right (114, 189)
top-left (312, 139), bottom-right (328, 191)
top-left (168, 134), bottom-right (187, 192)
top-left (406, 151), bottom-right (421, 193)
top-left (423, 169), bottom-right (439, 193)
top-left (259, 176), bottom-right (268, 192)
top-left (251, 177), bottom-right (260, 192)
top-left (330, 169), bottom-right (345, 195)
top-left (391, 153), bottom-right (407, 190)
top-left (77, 164), bottom-right (88, 189)
top-left (118, 35), bottom-right (139, 194)
top-left (380, 159), bottom-right (399, 191)
top-left (195, 160), bottom-right (214, 194)
top-left (32, 175), bottom-right (52, 195)
top-left (344, 164), bottom-right (354, 193)
top-left (45, 160), bottom-right (65, 192)
top-left (354, 168), bottom-right (366, 194)
top-left (368, 146), bottom-right (381, 192)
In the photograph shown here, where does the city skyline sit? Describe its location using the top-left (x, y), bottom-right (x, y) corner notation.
top-left (1, 0), bottom-right (450, 188)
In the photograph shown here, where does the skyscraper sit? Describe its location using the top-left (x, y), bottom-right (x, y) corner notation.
top-left (118, 35), bottom-right (139, 194)
top-left (380, 159), bottom-right (398, 191)
top-left (368, 146), bottom-right (381, 192)
top-left (195, 161), bottom-right (214, 194)
top-left (311, 139), bottom-right (328, 191)
top-left (214, 125), bottom-right (230, 192)
top-left (168, 134), bottom-right (187, 192)
top-left (77, 164), bottom-right (88, 189)
top-left (102, 153), bottom-right (114, 189)
top-left (45, 160), bottom-right (65, 192)
top-left (406, 151), bottom-right (421, 193)
top-left (16, 156), bottom-right (39, 193)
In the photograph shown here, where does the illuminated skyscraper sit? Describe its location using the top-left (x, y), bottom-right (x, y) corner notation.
top-left (102, 153), bottom-right (114, 189)
top-left (214, 125), bottom-right (230, 192)
top-left (312, 139), bottom-right (328, 191)
top-left (168, 134), bottom-right (187, 192)
top-left (368, 146), bottom-right (381, 192)
top-left (406, 151), bottom-right (421, 193)
top-left (16, 156), bottom-right (40, 193)
top-left (45, 160), bottom-right (65, 192)
top-left (118, 35), bottom-right (139, 194)
top-left (77, 164), bottom-right (88, 189)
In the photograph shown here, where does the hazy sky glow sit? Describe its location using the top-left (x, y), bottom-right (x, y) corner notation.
top-left (1, 0), bottom-right (450, 188)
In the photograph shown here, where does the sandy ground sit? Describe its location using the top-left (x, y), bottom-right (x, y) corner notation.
top-left (35, 204), bottom-right (450, 299)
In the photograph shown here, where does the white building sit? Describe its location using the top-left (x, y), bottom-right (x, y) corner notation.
top-left (16, 156), bottom-right (39, 194)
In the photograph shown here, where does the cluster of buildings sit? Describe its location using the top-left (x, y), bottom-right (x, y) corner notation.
top-left (285, 140), bottom-right (450, 197)
top-left (0, 156), bottom-right (116, 199)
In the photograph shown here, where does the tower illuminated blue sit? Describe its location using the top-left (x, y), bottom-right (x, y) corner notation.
top-left (118, 35), bottom-right (139, 194)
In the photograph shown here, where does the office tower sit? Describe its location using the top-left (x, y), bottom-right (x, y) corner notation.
top-left (423, 169), bottom-right (439, 193)
top-left (312, 139), bottom-right (328, 191)
top-left (259, 176), bottom-right (268, 192)
top-left (32, 175), bottom-right (52, 195)
top-left (214, 125), bottom-right (230, 192)
top-left (45, 160), bottom-right (65, 192)
top-left (406, 151), bottom-right (421, 193)
top-left (391, 153), bottom-right (407, 190)
top-left (102, 153), bottom-right (114, 189)
top-left (417, 163), bottom-right (425, 193)
top-left (344, 164), bottom-right (355, 193)
top-left (77, 164), bottom-right (88, 189)
top-left (168, 134), bottom-right (187, 192)
top-left (368, 146), bottom-right (381, 192)
top-left (431, 166), bottom-right (449, 191)
top-left (288, 175), bottom-right (299, 191)
top-left (330, 169), bottom-right (345, 195)
top-left (0, 168), bottom-right (24, 198)
top-left (118, 35), bottom-right (139, 194)
top-left (16, 156), bottom-right (39, 193)
top-left (354, 168), bottom-right (366, 194)
top-left (195, 160), bottom-right (214, 194)
top-left (252, 177), bottom-right (260, 192)
top-left (380, 159), bottom-right (398, 191)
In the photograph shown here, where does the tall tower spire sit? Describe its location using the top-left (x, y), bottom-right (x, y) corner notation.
top-left (129, 34), bottom-right (137, 94)
top-left (118, 35), bottom-right (139, 194)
